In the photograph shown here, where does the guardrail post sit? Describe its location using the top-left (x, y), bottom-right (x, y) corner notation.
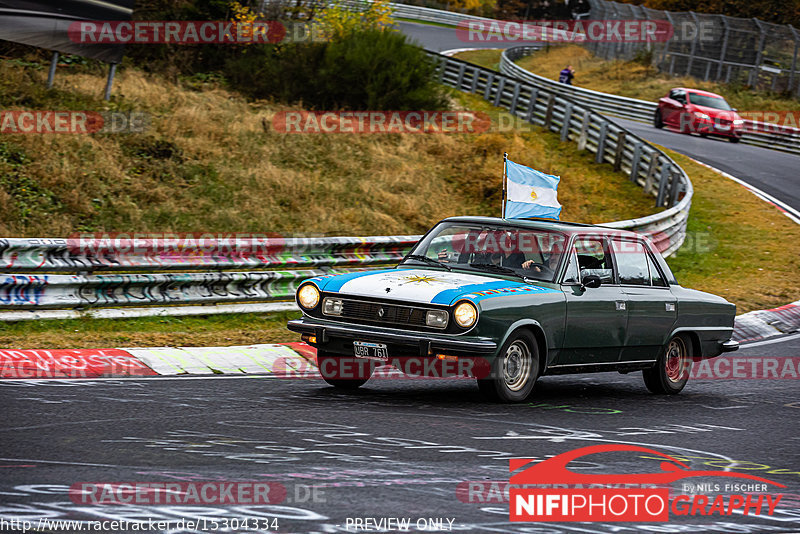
top-left (494, 77), bottom-right (506, 107)
top-left (560, 103), bottom-right (573, 141)
top-left (526, 88), bottom-right (539, 123)
top-left (644, 155), bottom-right (659, 194)
top-left (613, 131), bottom-right (626, 171)
top-left (656, 164), bottom-right (671, 206)
top-left (509, 83), bottom-right (521, 115)
top-left (484, 72), bottom-right (495, 101)
top-left (543, 93), bottom-right (556, 130)
top-left (456, 63), bottom-right (466, 90)
top-left (630, 142), bottom-right (643, 182)
top-left (470, 67), bottom-right (480, 94)
top-left (439, 57), bottom-right (448, 83)
top-left (595, 122), bottom-right (608, 164)
top-left (577, 110), bottom-right (591, 151)
top-left (668, 169), bottom-right (682, 206)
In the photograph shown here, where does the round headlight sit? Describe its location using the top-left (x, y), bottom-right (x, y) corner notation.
top-left (454, 301), bottom-right (477, 328)
top-left (297, 284), bottom-right (320, 309)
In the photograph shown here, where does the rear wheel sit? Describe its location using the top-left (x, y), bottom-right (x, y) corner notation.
top-left (478, 331), bottom-right (539, 403)
top-left (642, 333), bottom-right (693, 394)
top-left (729, 136), bottom-right (741, 143)
top-left (653, 110), bottom-right (664, 129)
top-left (317, 350), bottom-right (373, 389)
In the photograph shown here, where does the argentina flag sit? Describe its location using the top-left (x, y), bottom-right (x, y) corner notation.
top-left (504, 159), bottom-right (562, 220)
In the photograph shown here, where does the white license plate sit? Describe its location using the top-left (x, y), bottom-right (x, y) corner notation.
top-left (353, 341), bottom-right (389, 361)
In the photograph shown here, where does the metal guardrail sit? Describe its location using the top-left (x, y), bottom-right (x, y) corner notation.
top-left (427, 51), bottom-right (693, 257)
top-left (0, 236), bottom-right (416, 313)
top-left (501, 46), bottom-right (800, 156)
top-left (0, 51), bottom-right (693, 319)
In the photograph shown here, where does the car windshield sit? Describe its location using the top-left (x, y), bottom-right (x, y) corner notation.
top-left (404, 222), bottom-right (567, 283)
top-left (688, 93), bottom-right (732, 110)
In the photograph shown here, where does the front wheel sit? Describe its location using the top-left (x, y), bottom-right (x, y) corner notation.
top-left (642, 333), bottom-right (693, 394)
top-left (478, 331), bottom-right (539, 402)
top-left (317, 351), bottom-right (374, 389)
top-left (729, 136), bottom-right (741, 143)
top-left (653, 110), bottom-right (664, 129)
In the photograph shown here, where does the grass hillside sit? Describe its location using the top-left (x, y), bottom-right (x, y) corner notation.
top-left (0, 53), bottom-right (798, 348)
top-left (0, 56), bottom-right (658, 237)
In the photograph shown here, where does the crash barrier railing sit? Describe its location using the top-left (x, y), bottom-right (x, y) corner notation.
top-left (427, 50), bottom-right (692, 256)
top-left (501, 46), bottom-right (800, 156)
top-left (0, 236), bottom-right (417, 313)
top-left (0, 52), bottom-right (693, 319)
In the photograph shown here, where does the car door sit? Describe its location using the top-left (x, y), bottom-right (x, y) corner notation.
top-left (611, 238), bottom-right (677, 361)
top-left (558, 235), bottom-right (627, 365)
top-left (662, 89), bottom-right (685, 127)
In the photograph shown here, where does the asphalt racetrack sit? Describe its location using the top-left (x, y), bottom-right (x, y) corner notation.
top-left (1, 334), bottom-right (798, 533)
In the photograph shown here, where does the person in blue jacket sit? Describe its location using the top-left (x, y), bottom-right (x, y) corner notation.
top-left (559, 65), bottom-right (575, 85)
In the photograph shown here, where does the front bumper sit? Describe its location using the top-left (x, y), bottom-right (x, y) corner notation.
top-left (720, 339), bottom-right (740, 353)
top-left (287, 317), bottom-right (498, 358)
top-left (694, 120), bottom-right (742, 138)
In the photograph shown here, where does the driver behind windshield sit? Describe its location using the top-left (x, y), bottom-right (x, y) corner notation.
top-left (437, 229), bottom-right (562, 279)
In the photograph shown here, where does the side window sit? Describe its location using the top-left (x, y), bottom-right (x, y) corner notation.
top-left (647, 253), bottom-right (667, 287)
top-left (574, 236), bottom-right (614, 284)
top-left (612, 239), bottom-right (650, 286)
top-left (562, 251), bottom-right (580, 284)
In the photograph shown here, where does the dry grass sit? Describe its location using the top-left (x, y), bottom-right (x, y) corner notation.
top-left (664, 151), bottom-right (800, 313)
top-left (515, 45), bottom-right (800, 112)
top-left (0, 312), bottom-right (300, 350)
top-left (0, 56), bottom-right (657, 236)
top-left (0, 54), bottom-right (796, 349)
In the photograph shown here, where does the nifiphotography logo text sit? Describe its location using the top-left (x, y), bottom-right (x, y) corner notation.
top-left (508, 444), bottom-right (786, 522)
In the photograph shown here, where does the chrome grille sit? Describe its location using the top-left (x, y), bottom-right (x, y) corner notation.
top-left (340, 299), bottom-right (428, 327)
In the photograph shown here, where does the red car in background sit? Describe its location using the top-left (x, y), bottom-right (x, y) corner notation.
top-left (654, 88), bottom-right (744, 142)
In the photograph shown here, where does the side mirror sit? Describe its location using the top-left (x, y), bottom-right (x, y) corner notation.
top-left (581, 275), bottom-right (602, 289)
top-left (731, 108), bottom-right (738, 112)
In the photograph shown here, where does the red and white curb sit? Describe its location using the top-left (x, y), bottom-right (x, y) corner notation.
top-left (734, 300), bottom-right (800, 343)
top-left (0, 343), bottom-right (318, 380)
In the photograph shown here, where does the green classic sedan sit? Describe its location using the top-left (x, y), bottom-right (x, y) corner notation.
top-left (287, 216), bottom-right (739, 402)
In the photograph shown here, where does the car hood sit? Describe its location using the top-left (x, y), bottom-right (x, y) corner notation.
top-left (688, 104), bottom-right (740, 120)
top-left (310, 268), bottom-right (557, 306)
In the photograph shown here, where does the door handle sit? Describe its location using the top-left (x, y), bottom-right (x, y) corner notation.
top-left (615, 301), bottom-right (626, 311)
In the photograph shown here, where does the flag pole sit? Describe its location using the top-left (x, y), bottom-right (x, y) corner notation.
top-left (502, 152), bottom-right (508, 219)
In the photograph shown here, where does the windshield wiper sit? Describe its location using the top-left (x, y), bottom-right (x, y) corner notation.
top-left (469, 262), bottom-right (534, 283)
top-left (403, 254), bottom-right (451, 271)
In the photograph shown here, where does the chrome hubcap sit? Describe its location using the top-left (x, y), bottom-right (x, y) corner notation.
top-left (665, 338), bottom-right (688, 383)
top-left (503, 341), bottom-right (531, 391)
